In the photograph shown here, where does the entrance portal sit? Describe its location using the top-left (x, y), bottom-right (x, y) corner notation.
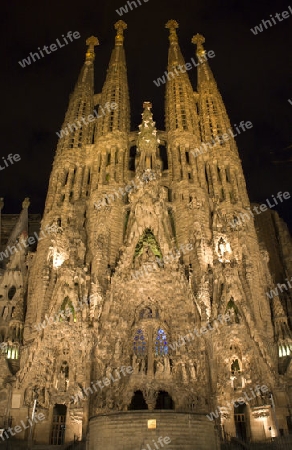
top-left (50, 404), bottom-right (67, 445)
top-left (234, 403), bottom-right (247, 442)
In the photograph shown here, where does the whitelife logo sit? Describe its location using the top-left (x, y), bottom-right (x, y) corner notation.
top-left (0, 224), bottom-right (58, 261)
top-left (153, 50), bottom-right (215, 87)
top-left (116, 0), bottom-right (150, 17)
top-left (71, 366), bottom-right (133, 403)
top-left (229, 191), bottom-right (291, 229)
top-left (0, 413), bottom-right (45, 442)
top-left (266, 275), bottom-right (292, 300)
top-left (18, 31), bottom-right (81, 68)
top-left (56, 102), bottom-right (118, 139)
top-left (250, 6), bottom-right (292, 35)
top-left (0, 153), bottom-right (21, 171)
top-left (206, 385), bottom-right (269, 421)
top-left (190, 121), bottom-right (253, 158)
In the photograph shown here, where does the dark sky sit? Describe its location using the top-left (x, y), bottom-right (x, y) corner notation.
top-left (1, 0), bottom-right (292, 230)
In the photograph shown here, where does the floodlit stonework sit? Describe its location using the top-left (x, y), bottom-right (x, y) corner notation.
top-left (0, 20), bottom-right (292, 450)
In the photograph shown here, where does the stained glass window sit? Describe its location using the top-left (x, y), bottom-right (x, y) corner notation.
top-left (155, 328), bottom-right (168, 356)
top-left (133, 329), bottom-right (147, 356)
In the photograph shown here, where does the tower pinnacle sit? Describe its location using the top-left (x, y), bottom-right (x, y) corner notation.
top-left (191, 33), bottom-right (206, 57)
top-left (85, 36), bottom-right (99, 62)
top-left (136, 102), bottom-right (162, 175)
top-left (115, 20), bottom-right (127, 46)
top-left (164, 19), bottom-right (200, 138)
top-left (94, 20), bottom-right (130, 138)
top-left (165, 19), bottom-right (179, 44)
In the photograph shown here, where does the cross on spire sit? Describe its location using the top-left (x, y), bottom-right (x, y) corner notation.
top-left (115, 20), bottom-right (127, 45)
top-left (165, 20), bottom-right (179, 43)
top-left (191, 33), bottom-right (206, 56)
top-left (85, 36), bottom-right (99, 61)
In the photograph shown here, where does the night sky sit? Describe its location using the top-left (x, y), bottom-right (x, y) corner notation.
top-left (1, 0), bottom-right (292, 230)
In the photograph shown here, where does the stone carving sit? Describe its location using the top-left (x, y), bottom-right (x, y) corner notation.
top-left (143, 385), bottom-right (158, 411)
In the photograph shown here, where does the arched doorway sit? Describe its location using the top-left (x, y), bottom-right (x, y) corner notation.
top-left (234, 403), bottom-right (247, 442)
top-left (128, 390), bottom-right (148, 410)
top-left (155, 391), bottom-right (174, 410)
top-left (50, 404), bottom-right (67, 445)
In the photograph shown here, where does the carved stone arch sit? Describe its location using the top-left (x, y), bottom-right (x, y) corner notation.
top-left (154, 386), bottom-right (175, 410)
top-left (128, 389), bottom-right (148, 410)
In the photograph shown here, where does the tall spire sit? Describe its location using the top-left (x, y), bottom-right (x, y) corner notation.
top-left (192, 33), bottom-right (250, 205)
top-left (191, 33), bottom-right (235, 147)
top-left (165, 20), bottom-right (199, 135)
top-left (95, 20), bottom-right (130, 137)
top-left (56, 36), bottom-right (98, 153)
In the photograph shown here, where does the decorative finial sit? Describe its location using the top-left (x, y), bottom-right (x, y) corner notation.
top-left (114, 20), bottom-right (127, 45)
top-left (22, 197), bottom-right (30, 209)
top-left (85, 36), bottom-right (99, 61)
top-left (165, 20), bottom-right (179, 44)
top-left (143, 101), bottom-right (152, 110)
top-left (192, 33), bottom-right (206, 57)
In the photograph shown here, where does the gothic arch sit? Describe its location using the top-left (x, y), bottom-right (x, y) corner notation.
top-left (128, 390), bottom-right (148, 410)
top-left (155, 390), bottom-right (174, 410)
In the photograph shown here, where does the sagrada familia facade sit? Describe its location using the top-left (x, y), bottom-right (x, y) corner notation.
top-left (0, 20), bottom-right (292, 450)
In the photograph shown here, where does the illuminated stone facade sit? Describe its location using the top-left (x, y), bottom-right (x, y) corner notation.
top-left (0, 20), bottom-right (292, 449)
